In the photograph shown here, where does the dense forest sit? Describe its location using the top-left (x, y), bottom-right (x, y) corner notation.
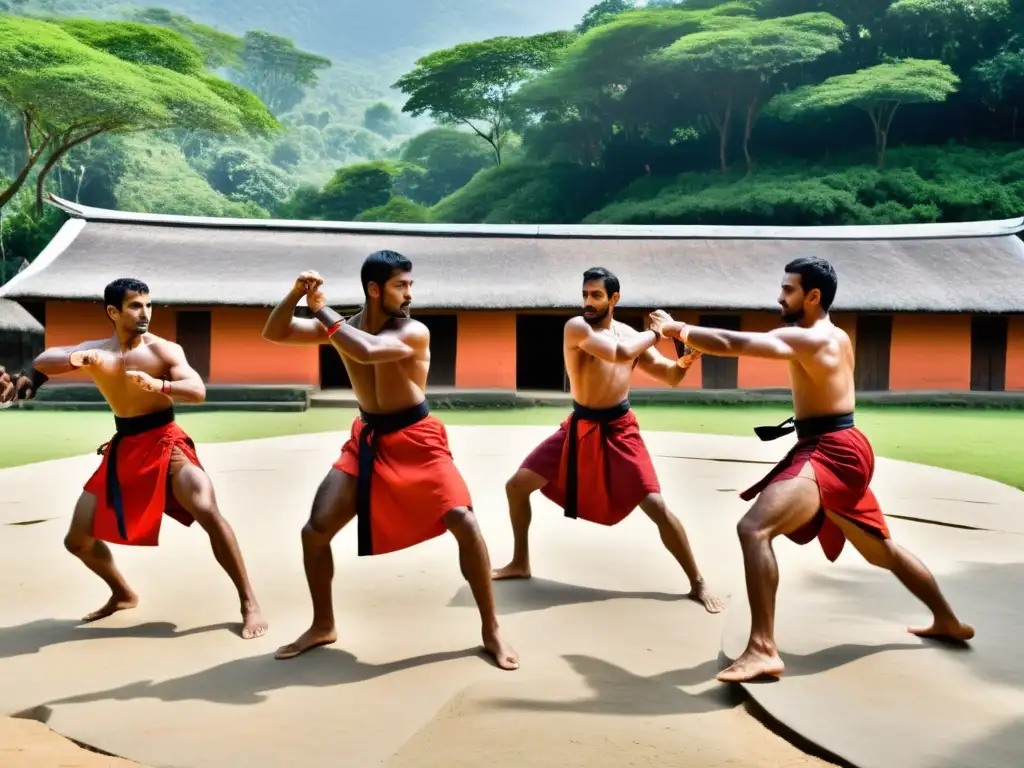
top-left (3, 0), bottom-right (1024, 284)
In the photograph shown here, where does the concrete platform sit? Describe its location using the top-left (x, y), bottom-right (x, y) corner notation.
top-left (1, 425), bottom-right (1021, 767)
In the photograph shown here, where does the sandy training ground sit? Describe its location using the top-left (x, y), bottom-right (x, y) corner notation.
top-left (2, 424), bottom-right (1022, 768)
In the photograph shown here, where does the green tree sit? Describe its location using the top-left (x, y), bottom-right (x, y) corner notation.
top-left (647, 12), bottom-right (846, 172)
top-left (765, 58), bottom-right (960, 168)
top-left (362, 101), bottom-right (400, 138)
top-left (128, 7), bottom-right (244, 70)
top-left (973, 38), bottom-right (1024, 138)
top-left (393, 31), bottom-right (577, 164)
top-left (397, 127), bottom-right (494, 204)
top-left (886, 0), bottom-right (1010, 64)
top-left (232, 31), bottom-right (332, 115)
top-left (576, 0), bottom-right (637, 34)
top-left (0, 15), bottom-right (280, 213)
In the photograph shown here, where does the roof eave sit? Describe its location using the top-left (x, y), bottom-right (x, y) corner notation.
top-left (45, 195), bottom-right (1024, 242)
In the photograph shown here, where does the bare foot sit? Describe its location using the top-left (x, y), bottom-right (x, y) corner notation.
top-left (909, 619), bottom-right (975, 643)
top-left (491, 561), bottom-right (531, 580)
top-left (274, 626), bottom-right (337, 660)
top-left (241, 602), bottom-right (268, 640)
top-left (483, 630), bottom-right (520, 670)
top-left (81, 592), bottom-right (139, 623)
top-left (717, 648), bottom-right (785, 683)
top-left (687, 580), bottom-right (726, 614)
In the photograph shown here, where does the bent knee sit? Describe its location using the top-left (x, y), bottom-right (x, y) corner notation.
top-left (506, 469), bottom-right (543, 498)
top-left (736, 512), bottom-right (769, 542)
top-left (64, 531), bottom-right (91, 556)
top-left (443, 506), bottom-right (479, 533)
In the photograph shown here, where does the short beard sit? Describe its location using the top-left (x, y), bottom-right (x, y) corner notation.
top-left (781, 308), bottom-right (804, 325)
top-left (387, 303), bottom-right (410, 319)
top-left (583, 307), bottom-right (608, 326)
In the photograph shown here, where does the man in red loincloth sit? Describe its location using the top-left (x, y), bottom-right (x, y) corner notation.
top-left (29, 278), bottom-right (267, 638)
top-left (492, 267), bottom-right (723, 614)
top-left (648, 255), bottom-right (975, 683)
top-left (262, 255), bottom-right (518, 669)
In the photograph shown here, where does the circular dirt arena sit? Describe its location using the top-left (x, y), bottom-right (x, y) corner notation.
top-left (1, 425), bottom-right (1022, 768)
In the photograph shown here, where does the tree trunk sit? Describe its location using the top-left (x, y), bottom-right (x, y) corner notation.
top-left (0, 141), bottom-right (49, 209)
top-left (34, 128), bottom-right (105, 215)
top-left (709, 96), bottom-right (732, 173)
top-left (743, 95), bottom-right (760, 175)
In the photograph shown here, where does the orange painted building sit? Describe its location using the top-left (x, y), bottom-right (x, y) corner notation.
top-left (3, 197), bottom-right (1024, 394)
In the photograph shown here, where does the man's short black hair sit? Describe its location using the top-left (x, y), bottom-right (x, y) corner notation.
top-left (582, 266), bottom-right (620, 297)
top-left (361, 250), bottom-right (412, 297)
top-left (104, 278), bottom-right (149, 313)
top-left (785, 256), bottom-right (837, 311)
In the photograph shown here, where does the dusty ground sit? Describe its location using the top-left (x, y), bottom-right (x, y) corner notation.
top-left (2, 426), bottom-right (1020, 767)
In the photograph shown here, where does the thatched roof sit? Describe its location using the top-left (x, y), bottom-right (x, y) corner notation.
top-left (0, 298), bottom-right (43, 333)
top-left (2, 196), bottom-right (1024, 313)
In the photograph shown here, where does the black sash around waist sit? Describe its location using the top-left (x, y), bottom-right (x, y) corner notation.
top-left (565, 399), bottom-right (630, 520)
top-left (355, 399), bottom-right (430, 556)
top-left (101, 408), bottom-right (176, 541)
top-left (753, 411), bottom-right (854, 442)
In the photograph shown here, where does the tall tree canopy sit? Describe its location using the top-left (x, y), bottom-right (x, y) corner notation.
top-left (393, 30), bottom-right (577, 164)
top-left (0, 14), bottom-right (279, 212)
top-left (765, 58), bottom-right (960, 167)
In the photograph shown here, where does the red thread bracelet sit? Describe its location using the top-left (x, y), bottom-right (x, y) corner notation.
top-left (161, 379), bottom-right (170, 394)
top-left (326, 320), bottom-right (343, 336)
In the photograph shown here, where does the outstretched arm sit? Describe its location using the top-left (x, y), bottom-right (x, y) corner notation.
top-left (309, 290), bottom-right (426, 364)
top-left (262, 272), bottom-right (329, 346)
top-left (657, 319), bottom-right (822, 360)
top-left (636, 342), bottom-right (701, 387)
top-left (32, 342), bottom-right (96, 376)
top-left (565, 317), bottom-right (660, 364)
top-left (125, 342), bottom-right (206, 403)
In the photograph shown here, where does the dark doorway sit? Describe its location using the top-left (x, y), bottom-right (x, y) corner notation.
top-left (971, 314), bottom-right (1008, 391)
top-left (699, 314), bottom-right (740, 389)
top-left (517, 314), bottom-right (567, 391)
top-left (319, 343), bottom-right (351, 389)
top-left (418, 314), bottom-right (457, 387)
top-left (175, 310), bottom-right (211, 381)
top-left (854, 314), bottom-right (892, 391)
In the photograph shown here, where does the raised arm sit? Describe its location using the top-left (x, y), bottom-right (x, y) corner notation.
top-left (636, 341), bottom-right (701, 387)
top-left (308, 288), bottom-right (426, 364)
top-left (125, 342), bottom-right (206, 403)
top-left (565, 316), bottom-right (660, 363)
top-left (262, 271), bottom-right (330, 346)
top-left (650, 312), bottom-right (824, 360)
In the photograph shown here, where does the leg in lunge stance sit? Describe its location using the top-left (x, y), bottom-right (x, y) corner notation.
top-left (169, 447), bottom-right (267, 639)
top-left (491, 468), bottom-right (546, 580)
top-left (639, 493), bottom-right (725, 613)
top-left (444, 507), bottom-right (519, 669)
top-left (718, 463), bottom-right (822, 683)
top-left (275, 468), bottom-right (355, 659)
top-left (823, 510), bottom-right (974, 641)
top-left (64, 492), bottom-right (139, 623)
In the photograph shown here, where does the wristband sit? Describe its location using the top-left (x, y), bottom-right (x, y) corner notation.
top-left (161, 378), bottom-right (170, 395)
top-left (326, 320), bottom-right (344, 337)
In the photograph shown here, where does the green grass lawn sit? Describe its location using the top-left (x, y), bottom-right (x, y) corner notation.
top-left (2, 405), bottom-right (1022, 489)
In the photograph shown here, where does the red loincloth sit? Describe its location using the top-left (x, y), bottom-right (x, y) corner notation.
top-left (83, 408), bottom-right (201, 546)
top-left (520, 399), bottom-right (660, 526)
top-left (333, 400), bottom-right (471, 556)
top-left (740, 413), bottom-right (891, 562)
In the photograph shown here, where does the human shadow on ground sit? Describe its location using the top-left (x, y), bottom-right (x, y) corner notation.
top-left (485, 642), bottom-right (916, 717)
top-left (448, 577), bottom-right (723, 616)
top-left (0, 619), bottom-right (237, 660)
top-left (45, 646), bottom-right (483, 707)
top-left (797, 559), bottom-right (1024, 690)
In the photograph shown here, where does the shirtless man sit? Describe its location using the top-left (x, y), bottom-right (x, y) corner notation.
top-left (647, 255), bottom-right (974, 683)
top-left (30, 278), bottom-right (267, 639)
top-left (261, 252), bottom-right (518, 669)
top-left (493, 267), bottom-right (723, 614)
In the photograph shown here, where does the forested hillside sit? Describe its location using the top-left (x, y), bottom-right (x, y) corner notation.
top-left (3, 0), bottom-right (1024, 285)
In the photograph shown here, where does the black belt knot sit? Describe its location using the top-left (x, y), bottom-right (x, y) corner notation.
top-left (355, 400), bottom-right (430, 556)
top-left (565, 399), bottom-right (630, 519)
top-left (753, 411), bottom-right (854, 442)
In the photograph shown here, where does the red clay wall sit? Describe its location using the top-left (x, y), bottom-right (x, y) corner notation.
top-left (40, 302), bottom-right (1024, 392)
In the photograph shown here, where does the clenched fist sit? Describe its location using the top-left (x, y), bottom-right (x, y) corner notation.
top-left (306, 285), bottom-right (327, 313)
top-left (69, 349), bottom-right (104, 368)
top-left (293, 271), bottom-right (323, 295)
top-left (126, 370), bottom-right (162, 393)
